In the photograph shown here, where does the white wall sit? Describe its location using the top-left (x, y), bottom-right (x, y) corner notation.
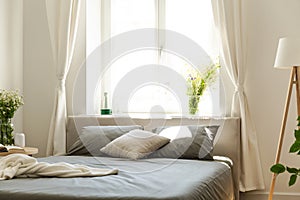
top-left (244, 0), bottom-right (300, 199)
top-left (0, 0), bottom-right (23, 132)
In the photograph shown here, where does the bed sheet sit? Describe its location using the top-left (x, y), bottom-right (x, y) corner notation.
top-left (0, 156), bottom-right (234, 200)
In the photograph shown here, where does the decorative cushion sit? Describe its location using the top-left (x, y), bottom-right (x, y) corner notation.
top-left (100, 129), bottom-right (170, 160)
top-left (67, 125), bottom-right (143, 156)
top-left (149, 125), bottom-right (219, 160)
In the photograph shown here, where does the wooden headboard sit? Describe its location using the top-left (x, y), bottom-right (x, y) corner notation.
top-left (67, 115), bottom-right (240, 199)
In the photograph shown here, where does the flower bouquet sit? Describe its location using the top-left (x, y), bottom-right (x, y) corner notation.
top-left (187, 61), bottom-right (220, 115)
top-left (0, 89), bottom-right (24, 145)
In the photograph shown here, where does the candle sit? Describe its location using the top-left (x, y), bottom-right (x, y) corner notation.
top-left (14, 133), bottom-right (25, 147)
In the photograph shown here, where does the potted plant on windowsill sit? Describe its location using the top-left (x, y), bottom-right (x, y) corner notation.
top-left (186, 61), bottom-right (220, 115)
top-left (270, 117), bottom-right (300, 186)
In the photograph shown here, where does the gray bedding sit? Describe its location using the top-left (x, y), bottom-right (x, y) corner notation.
top-left (0, 156), bottom-right (234, 200)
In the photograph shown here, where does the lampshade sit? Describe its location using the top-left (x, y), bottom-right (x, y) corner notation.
top-left (274, 37), bottom-right (300, 69)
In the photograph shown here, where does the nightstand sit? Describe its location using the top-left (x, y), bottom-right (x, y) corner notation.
top-left (23, 147), bottom-right (39, 156)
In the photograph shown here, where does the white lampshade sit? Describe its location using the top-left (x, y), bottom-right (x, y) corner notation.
top-left (274, 37), bottom-right (300, 69)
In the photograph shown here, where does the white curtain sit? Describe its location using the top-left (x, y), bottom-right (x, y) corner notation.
top-left (46, 0), bottom-right (81, 156)
top-left (211, 0), bottom-right (265, 191)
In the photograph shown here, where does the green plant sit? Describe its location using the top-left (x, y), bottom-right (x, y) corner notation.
top-left (186, 61), bottom-right (220, 114)
top-left (270, 117), bottom-right (300, 186)
top-left (187, 62), bottom-right (220, 96)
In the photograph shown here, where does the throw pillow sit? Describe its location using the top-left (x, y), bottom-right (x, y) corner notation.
top-left (67, 125), bottom-right (143, 156)
top-left (100, 129), bottom-right (170, 160)
top-left (149, 125), bottom-right (219, 160)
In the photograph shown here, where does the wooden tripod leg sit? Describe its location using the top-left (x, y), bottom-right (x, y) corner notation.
top-left (268, 67), bottom-right (296, 200)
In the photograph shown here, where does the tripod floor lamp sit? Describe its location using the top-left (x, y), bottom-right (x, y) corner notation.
top-left (269, 37), bottom-right (300, 200)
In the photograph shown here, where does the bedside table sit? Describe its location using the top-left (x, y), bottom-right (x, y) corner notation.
top-left (23, 147), bottom-right (39, 156)
top-left (0, 147), bottom-right (38, 156)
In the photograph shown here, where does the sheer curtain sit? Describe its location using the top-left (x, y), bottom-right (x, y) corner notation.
top-left (211, 0), bottom-right (265, 191)
top-left (46, 0), bottom-right (81, 156)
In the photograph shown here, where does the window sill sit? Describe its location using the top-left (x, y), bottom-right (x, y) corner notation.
top-left (74, 113), bottom-right (226, 120)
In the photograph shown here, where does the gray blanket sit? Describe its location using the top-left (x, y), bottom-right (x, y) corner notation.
top-left (0, 156), bottom-right (234, 200)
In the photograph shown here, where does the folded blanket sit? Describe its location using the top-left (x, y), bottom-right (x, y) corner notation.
top-left (0, 154), bottom-right (118, 180)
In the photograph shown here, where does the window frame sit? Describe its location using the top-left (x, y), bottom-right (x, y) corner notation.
top-left (86, 0), bottom-right (223, 116)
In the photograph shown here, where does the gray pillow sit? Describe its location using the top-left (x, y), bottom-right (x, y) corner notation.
top-left (100, 129), bottom-right (170, 160)
top-left (149, 125), bottom-right (219, 160)
top-left (67, 125), bottom-right (143, 156)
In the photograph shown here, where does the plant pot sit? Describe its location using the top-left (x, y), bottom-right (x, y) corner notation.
top-left (0, 118), bottom-right (14, 145)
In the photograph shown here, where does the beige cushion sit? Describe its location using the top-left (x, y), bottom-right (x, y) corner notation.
top-left (100, 129), bottom-right (170, 160)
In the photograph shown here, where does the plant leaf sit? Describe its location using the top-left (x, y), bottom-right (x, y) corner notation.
top-left (295, 130), bottom-right (300, 141)
top-left (271, 164), bottom-right (286, 174)
top-left (289, 141), bottom-right (300, 153)
top-left (289, 175), bottom-right (297, 186)
top-left (287, 167), bottom-right (298, 174)
top-left (297, 116), bottom-right (300, 126)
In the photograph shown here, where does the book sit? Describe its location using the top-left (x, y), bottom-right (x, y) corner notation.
top-left (0, 144), bottom-right (25, 153)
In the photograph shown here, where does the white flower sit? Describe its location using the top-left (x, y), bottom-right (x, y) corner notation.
top-left (0, 89), bottom-right (24, 119)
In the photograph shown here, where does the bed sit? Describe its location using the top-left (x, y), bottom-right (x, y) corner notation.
top-left (0, 116), bottom-right (240, 200)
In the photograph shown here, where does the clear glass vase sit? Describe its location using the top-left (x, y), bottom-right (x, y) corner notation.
top-left (0, 118), bottom-right (14, 145)
top-left (188, 95), bottom-right (200, 115)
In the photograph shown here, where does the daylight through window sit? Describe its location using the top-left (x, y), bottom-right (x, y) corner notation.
top-left (86, 0), bottom-right (221, 116)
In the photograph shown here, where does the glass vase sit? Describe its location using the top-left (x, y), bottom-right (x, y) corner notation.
top-left (0, 118), bottom-right (14, 145)
top-left (188, 95), bottom-right (200, 115)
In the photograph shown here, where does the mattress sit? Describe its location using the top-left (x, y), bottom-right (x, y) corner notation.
top-left (0, 156), bottom-right (234, 200)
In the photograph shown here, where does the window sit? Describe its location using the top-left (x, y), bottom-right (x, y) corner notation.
top-left (86, 0), bottom-right (221, 116)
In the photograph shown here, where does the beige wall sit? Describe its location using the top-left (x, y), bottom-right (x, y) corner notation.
top-left (245, 0), bottom-right (300, 199)
top-left (23, 0), bottom-right (55, 156)
top-left (0, 0), bottom-right (23, 132)
top-left (1, 0), bottom-right (300, 198)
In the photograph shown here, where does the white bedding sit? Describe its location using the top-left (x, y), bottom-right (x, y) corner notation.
top-left (0, 154), bottom-right (118, 180)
